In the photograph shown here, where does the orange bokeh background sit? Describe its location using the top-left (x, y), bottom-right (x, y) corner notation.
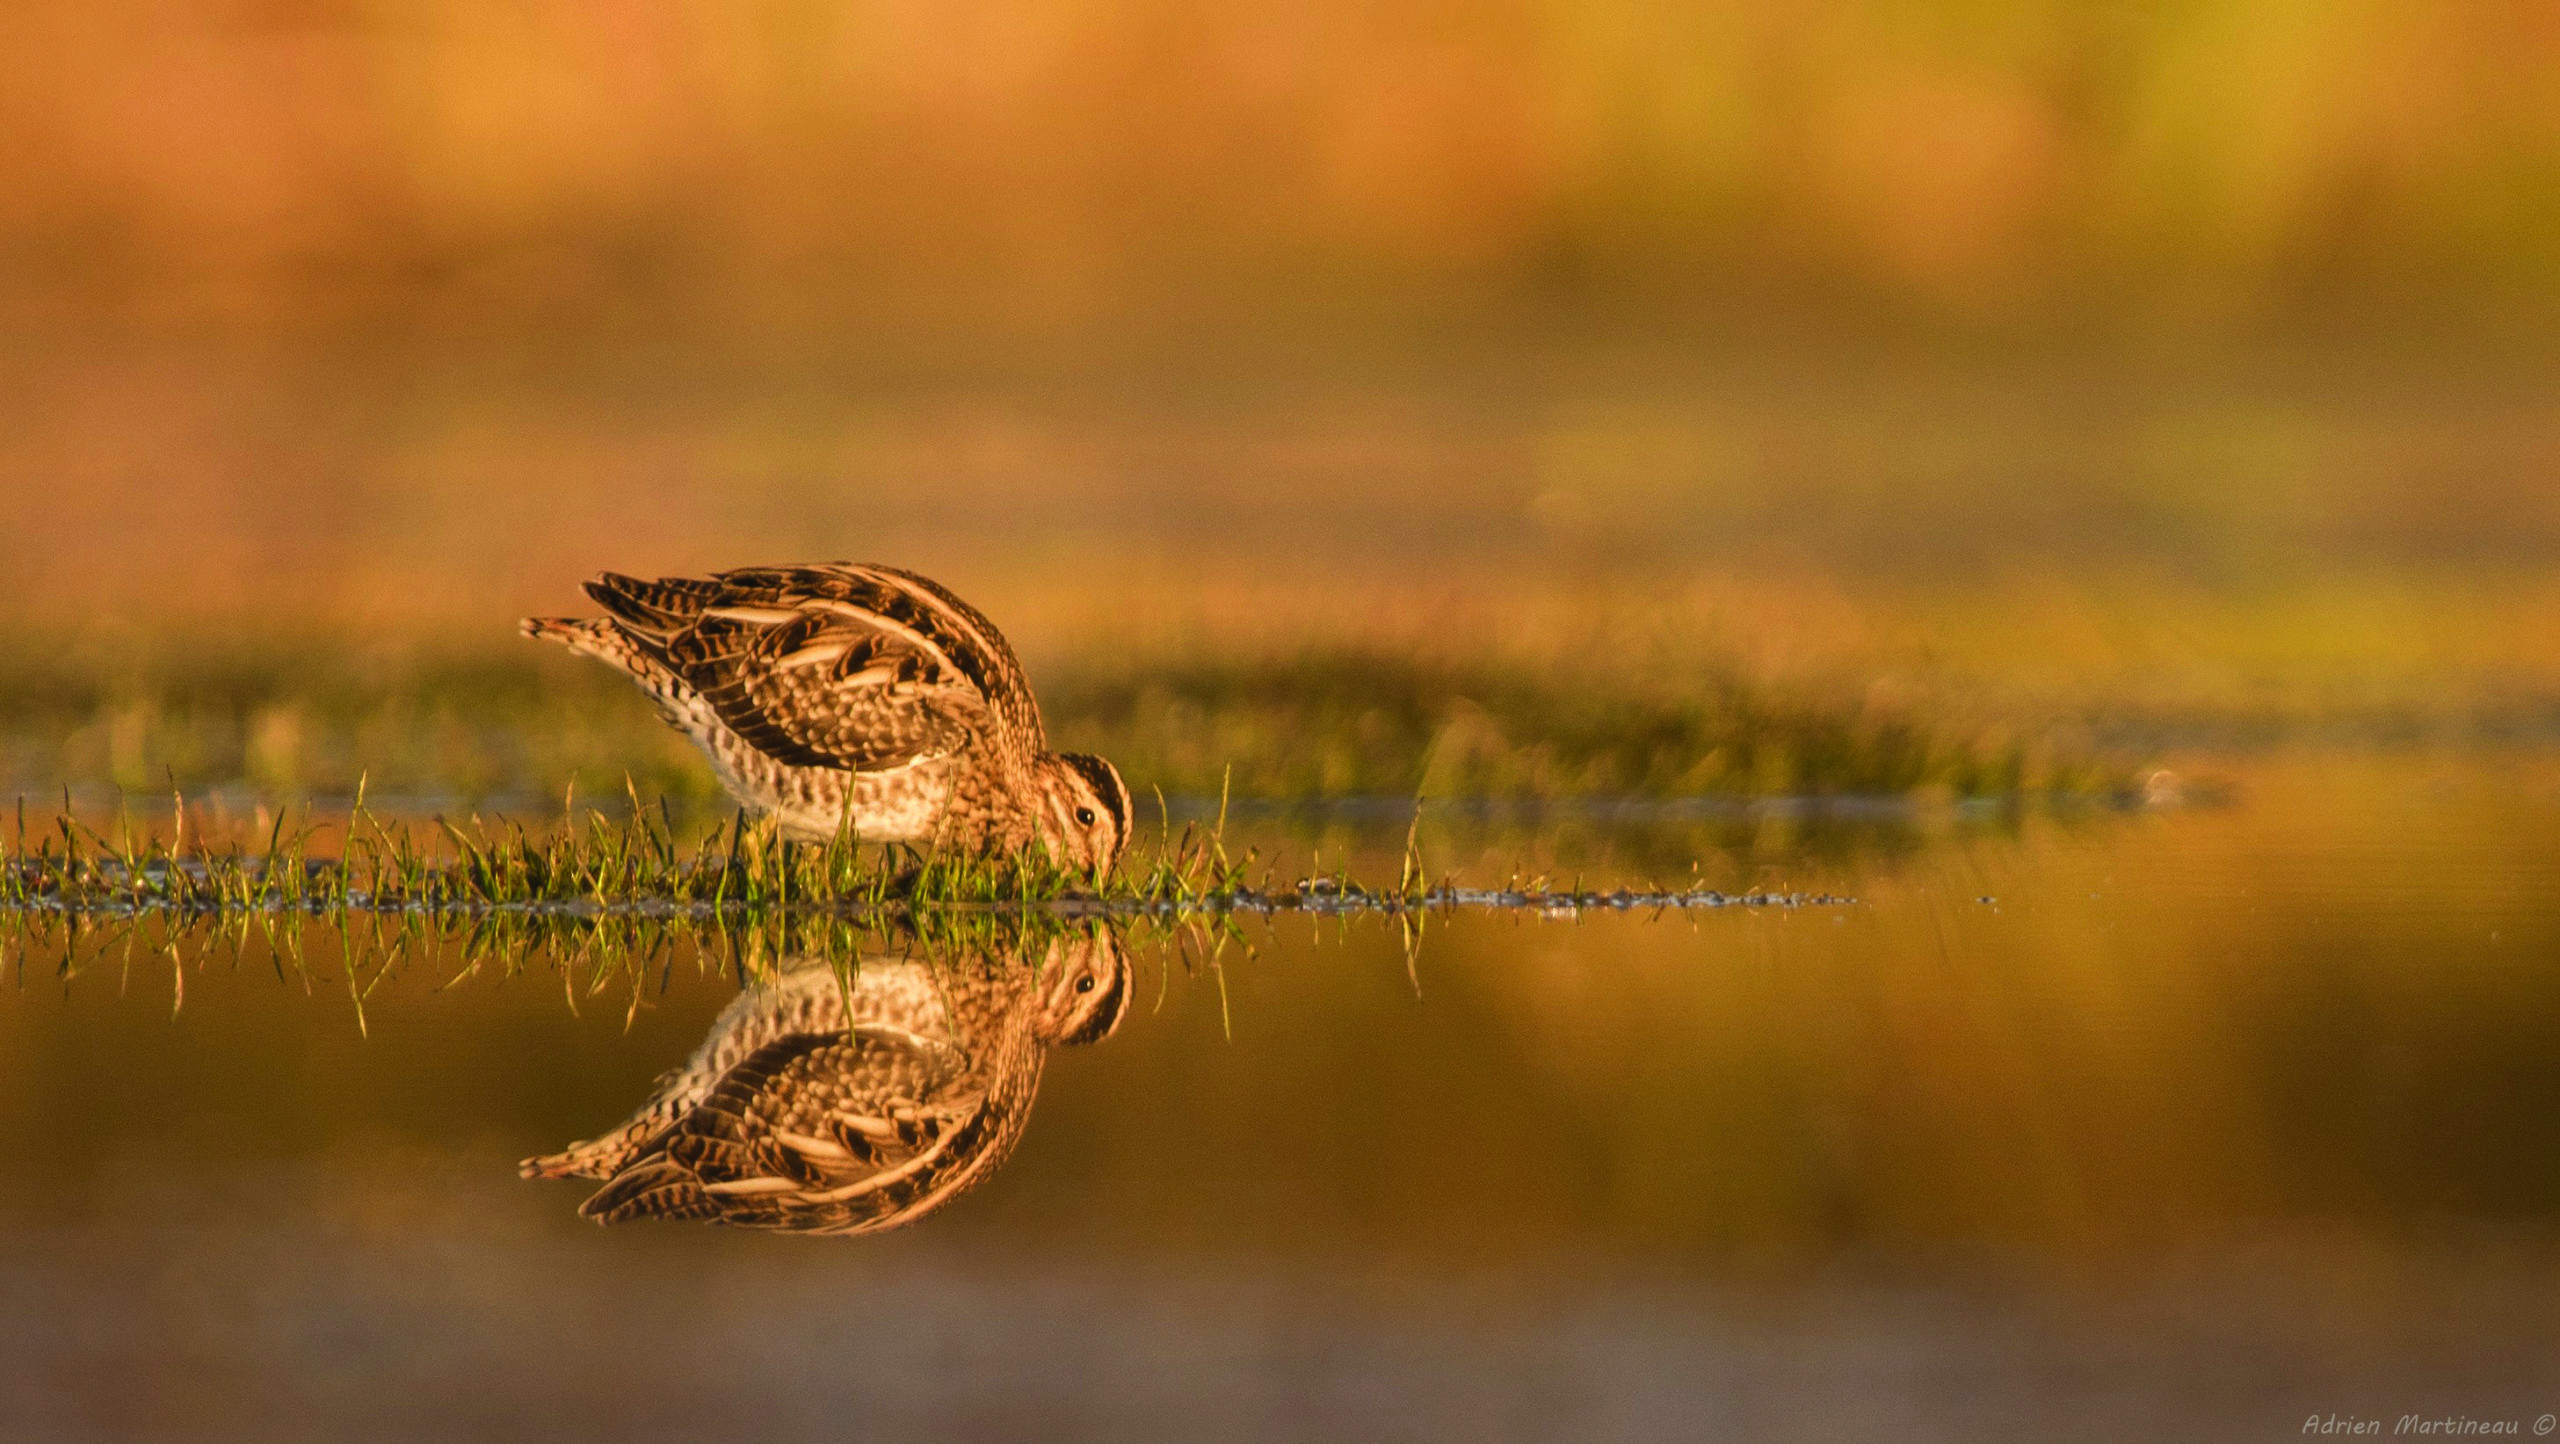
top-left (5, 0), bottom-right (2556, 330)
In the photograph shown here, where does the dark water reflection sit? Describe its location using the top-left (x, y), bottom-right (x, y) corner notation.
top-left (4, 757), bottom-right (2560, 1440)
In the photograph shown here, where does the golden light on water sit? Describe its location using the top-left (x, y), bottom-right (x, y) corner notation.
top-left (4, 5), bottom-right (2560, 1432)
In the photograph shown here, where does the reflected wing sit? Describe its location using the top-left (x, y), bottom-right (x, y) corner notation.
top-left (520, 961), bottom-right (909, 1182)
top-left (577, 1022), bottom-right (1029, 1236)
top-left (582, 563), bottom-right (1041, 772)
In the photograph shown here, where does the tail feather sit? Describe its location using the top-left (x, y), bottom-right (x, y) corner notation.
top-left (579, 1159), bottom-right (720, 1225)
top-left (583, 572), bottom-right (718, 639)
top-left (522, 615), bottom-right (642, 668)
top-left (520, 1123), bottom-right (662, 1181)
top-left (521, 615), bottom-right (588, 645)
top-left (520, 1148), bottom-right (610, 1181)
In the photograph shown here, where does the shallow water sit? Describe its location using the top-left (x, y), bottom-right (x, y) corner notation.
top-left (5, 755), bottom-right (2559, 1441)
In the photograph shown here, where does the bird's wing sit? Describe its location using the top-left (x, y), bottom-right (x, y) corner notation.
top-left (519, 962), bottom-right (864, 1182)
top-left (581, 563), bottom-right (1042, 772)
top-left (578, 1023), bottom-right (1012, 1236)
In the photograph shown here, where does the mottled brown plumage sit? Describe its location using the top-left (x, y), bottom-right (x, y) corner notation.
top-left (522, 925), bottom-right (1130, 1235)
top-left (523, 562), bottom-right (1130, 869)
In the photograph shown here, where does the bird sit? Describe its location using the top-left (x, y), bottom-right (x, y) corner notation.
top-left (521, 923), bottom-right (1130, 1235)
top-left (522, 562), bottom-right (1130, 871)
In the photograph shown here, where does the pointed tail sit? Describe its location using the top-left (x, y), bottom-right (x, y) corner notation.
top-left (522, 615), bottom-right (637, 665)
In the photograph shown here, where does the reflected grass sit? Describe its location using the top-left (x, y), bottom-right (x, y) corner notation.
top-left (0, 902), bottom-right (1221, 1040)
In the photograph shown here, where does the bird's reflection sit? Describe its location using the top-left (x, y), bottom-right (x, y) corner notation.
top-left (523, 921), bottom-right (1129, 1235)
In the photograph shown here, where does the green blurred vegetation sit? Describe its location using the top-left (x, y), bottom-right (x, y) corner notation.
top-left (0, 639), bottom-right (2125, 808)
top-left (1048, 650), bottom-right (2109, 799)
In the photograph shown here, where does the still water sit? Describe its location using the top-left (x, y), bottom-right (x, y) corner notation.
top-left (4, 756), bottom-right (2558, 1441)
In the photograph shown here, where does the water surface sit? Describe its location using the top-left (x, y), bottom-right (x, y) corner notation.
top-left (5, 756), bottom-right (2558, 1441)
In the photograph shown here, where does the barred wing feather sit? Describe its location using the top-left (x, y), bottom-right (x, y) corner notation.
top-left (579, 1026), bottom-right (1009, 1236)
top-left (581, 563), bottom-right (1041, 773)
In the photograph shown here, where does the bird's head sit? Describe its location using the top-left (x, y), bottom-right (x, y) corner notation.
top-left (1028, 924), bottom-right (1132, 1046)
top-left (1033, 751), bottom-right (1132, 875)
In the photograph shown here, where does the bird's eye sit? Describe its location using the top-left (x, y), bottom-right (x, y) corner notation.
top-left (1076, 976), bottom-right (1096, 993)
top-left (1074, 806), bottom-right (1097, 826)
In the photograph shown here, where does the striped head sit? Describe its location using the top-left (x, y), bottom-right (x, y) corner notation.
top-left (1028, 925), bottom-right (1132, 1046)
top-left (1034, 752), bottom-right (1133, 874)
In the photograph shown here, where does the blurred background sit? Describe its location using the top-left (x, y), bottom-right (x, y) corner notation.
top-left (10, 0), bottom-right (2560, 331)
top-left (2, 0), bottom-right (2558, 807)
top-left (8, 12), bottom-right (2560, 1433)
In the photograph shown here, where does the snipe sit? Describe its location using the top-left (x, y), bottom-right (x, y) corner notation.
top-left (525, 563), bottom-right (1130, 870)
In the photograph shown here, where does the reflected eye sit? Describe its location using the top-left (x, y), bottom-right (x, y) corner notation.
top-left (1074, 806), bottom-right (1096, 826)
top-left (1076, 976), bottom-right (1096, 993)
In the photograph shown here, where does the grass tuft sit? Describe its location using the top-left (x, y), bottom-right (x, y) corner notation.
top-left (0, 796), bottom-right (1852, 924)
